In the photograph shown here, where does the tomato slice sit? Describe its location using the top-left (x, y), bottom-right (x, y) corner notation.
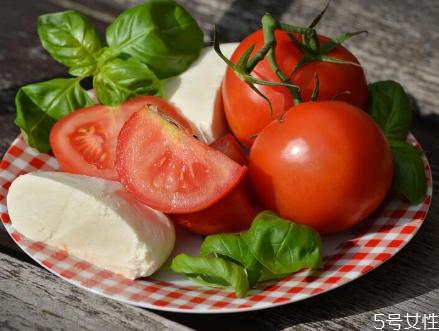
top-left (175, 134), bottom-right (260, 235)
top-left (50, 96), bottom-right (193, 180)
top-left (116, 109), bottom-right (247, 213)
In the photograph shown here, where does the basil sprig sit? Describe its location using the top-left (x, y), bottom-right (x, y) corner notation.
top-left (106, 0), bottom-right (203, 79)
top-left (171, 254), bottom-right (250, 298)
top-left (368, 80), bottom-right (412, 141)
top-left (94, 57), bottom-right (164, 106)
top-left (242, 211), bottom-right (322, 275)
top-left (389, 140), bottom-right (427, 204)
top-left (200, 234), bottom-right (263, 287)
top-left (171, 211), bottom-right (322, 297)
top-left (15, 0), bottom-right (203, 152)
top-left (368, 80), bottom-right (427, 204)
top-left (38, 10), bottom-right (102, 77)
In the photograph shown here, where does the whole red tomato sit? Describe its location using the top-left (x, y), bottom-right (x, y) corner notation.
top-left (249, 101), bottom-right (392, 235)
top-left (223, 30), bottom-right (368, 147)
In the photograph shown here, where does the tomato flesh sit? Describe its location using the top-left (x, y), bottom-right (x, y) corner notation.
top-left (249, 101), bottom-right (393, 234)
top-left (50, 96), bottom-right (192, 180)
top-left (116, 109), bottom-right (247, 213)
top-left (175, 134), bottom-right (261, 235)
top-left (223, 30), bottom-right (368, 147)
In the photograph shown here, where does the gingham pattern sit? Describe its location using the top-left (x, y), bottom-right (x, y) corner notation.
top-left (0, 136), bottom-right (432, 313)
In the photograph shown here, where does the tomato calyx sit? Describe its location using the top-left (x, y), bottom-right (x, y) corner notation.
top-left (213, 30), bottom-right (298, 118)
top-left (287, 31), bottom-right (367, 80)
top-left (214, 2), bottom-right (366, 112)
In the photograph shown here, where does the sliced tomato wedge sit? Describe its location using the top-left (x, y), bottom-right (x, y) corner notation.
top-left (116, 109), bottom-right (247, 213)
top-left (50, 96), bottom-right (192, 180)
top-left (175, 134), bottom-right (261, 235)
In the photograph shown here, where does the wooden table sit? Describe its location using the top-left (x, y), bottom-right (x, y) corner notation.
top-left (1, 0), bottom-right (438, 330)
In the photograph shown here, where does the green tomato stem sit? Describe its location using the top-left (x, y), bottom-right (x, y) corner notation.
top-left (306, 29), bottom-right (320, 52)
top-left (261, 14), bottom-right (302, 104)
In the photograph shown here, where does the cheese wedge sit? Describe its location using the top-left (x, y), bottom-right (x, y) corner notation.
top-left (7, 171), bottom-right (175, 279)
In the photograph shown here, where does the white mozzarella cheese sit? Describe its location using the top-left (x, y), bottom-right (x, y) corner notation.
top-left (163, 43), bottom-right (238, 143)
top-left (7, 172), bottom-right (175, 279)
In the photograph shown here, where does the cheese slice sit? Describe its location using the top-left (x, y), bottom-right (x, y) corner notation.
top-left (163, 43), bottom-right (238, 143)
top-left (7, 172), bottom-right (175, 279)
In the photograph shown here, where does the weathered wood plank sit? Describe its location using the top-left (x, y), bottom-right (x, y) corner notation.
top-left (0, 0), bottom-right (108, 112)
top-left (0, 251), bottom-right (192, 331)
top-left (282, 0), bottom-right (439, 119)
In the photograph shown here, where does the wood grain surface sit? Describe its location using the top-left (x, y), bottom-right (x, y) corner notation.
top-left (0, 0), bottom-right (438, 330)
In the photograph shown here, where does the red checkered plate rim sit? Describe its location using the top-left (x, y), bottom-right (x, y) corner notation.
top-left (0, 135), bottom-right (432, 313)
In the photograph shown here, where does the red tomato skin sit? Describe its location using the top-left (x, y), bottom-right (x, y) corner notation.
top-left (210, 133), bottom-right (248, 166)
top-left (249, 101), bottom-right (392, 235)
top-left (175, 182), bottom-right (260, 235)
top-left (50, 96), bottom-right (193, 180)
top-left (116, 109), bottom-right (247, 213)
top-left (223, 30), bottom-right (368, 147)
top-left (175, 134), bottom-right (261, 235)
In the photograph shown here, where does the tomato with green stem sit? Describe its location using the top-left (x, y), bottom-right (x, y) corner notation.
top-left (222, 30), bottom-right (367, 147)
top-left (218, 9), bottom-right (368, 147)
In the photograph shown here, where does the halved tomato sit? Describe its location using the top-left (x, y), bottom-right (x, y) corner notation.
top-left (116, 109), bottom-right (247, 213)
top-left (50, 96), bottom-right (193, 180)
top-left (175, 134), bottom-right (261, 235)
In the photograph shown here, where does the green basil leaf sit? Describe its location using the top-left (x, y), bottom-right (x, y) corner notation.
top-left (106, 0), bottom-right (203, 79)
top-left (390, 140), bottom-right (427, 204)
top-left (15, 78), bottom-right (94, 152)
top-left (258, 268), bottom-right (290, 283)
top-left (241, 211), bottom-right (322, 275)
top-left (93, 57), bottom-right (163, 106)
top-left (368, 80), bottom-right (412, 141)
top-left (38, 10), bottom-right (102, 77)
top-left (171, 254), bottom-right (249, 298)
top-left (95, 47), bottom-right (121, 68)
top-left (200, 234), bottom-right (262, 287)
